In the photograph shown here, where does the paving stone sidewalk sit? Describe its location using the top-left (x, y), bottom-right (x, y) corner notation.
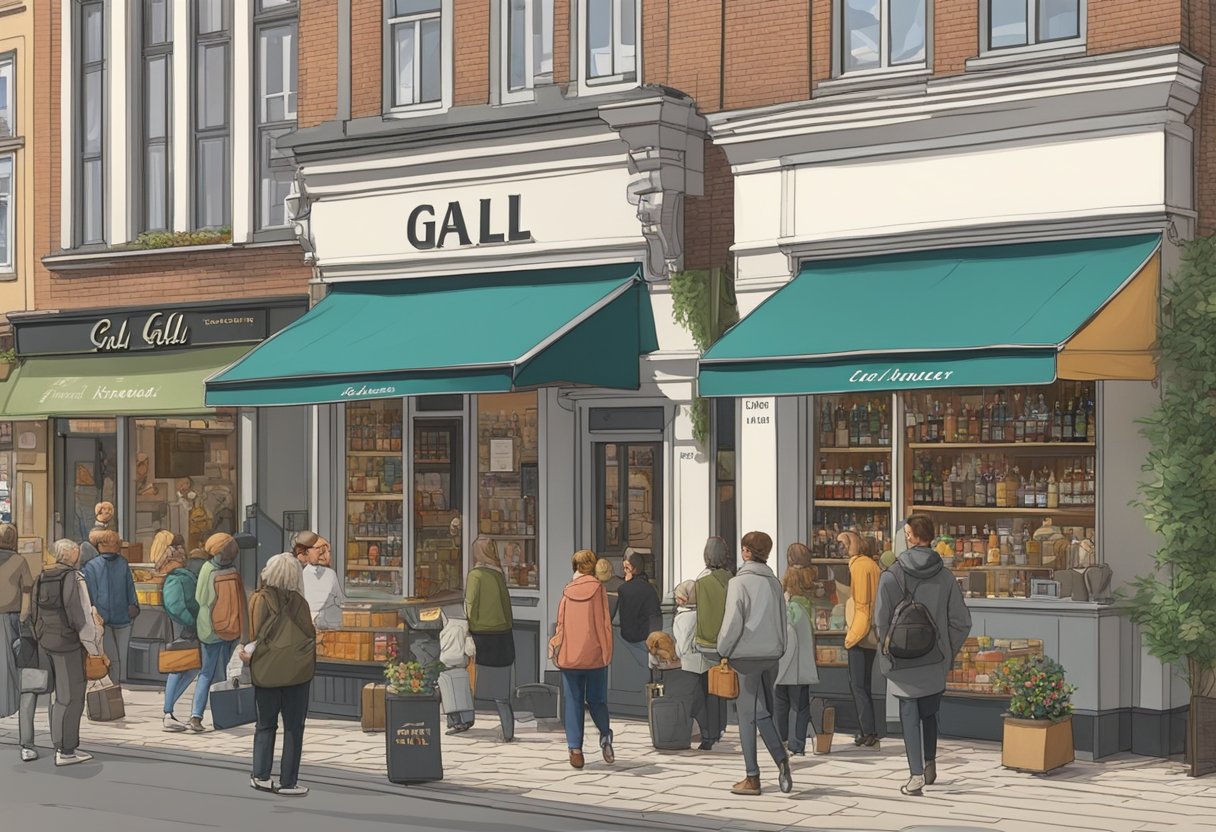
top-left (2, 683), bottom-right (1213, 832)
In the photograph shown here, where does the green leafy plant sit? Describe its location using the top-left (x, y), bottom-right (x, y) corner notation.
top-left (669, 266), bottom-right (739, 446)
top-left (1123, 234), bottom-right (1216, 698)
top-left (124, 227), bottom-right (233, 250)
top-left (0, 348), bottom-right (15, 364)
top-left (993, 655), bottom-right (1076, 721)
top-left (383, 642), bottom-right (441, 696)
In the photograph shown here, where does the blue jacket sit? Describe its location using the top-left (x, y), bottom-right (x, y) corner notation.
top-left (82, 553), bottom-right (138, 626)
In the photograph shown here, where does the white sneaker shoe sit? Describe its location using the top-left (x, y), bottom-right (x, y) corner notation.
top-left (250, 776), bottom-right (275, 793)
top-left (901, 774), bottom-right (925, 796)
top-left (163, 714), bottom-right (187, 732)
top-left (20, 747), bottom-right (38, 762)
top-left (276, 785), bottom-right (309, 797)
top-left (55, 751), bottom-right (93, 767)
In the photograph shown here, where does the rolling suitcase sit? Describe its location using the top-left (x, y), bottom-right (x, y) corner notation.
top-left (210, 683), bottom-right (256, 729)
top-left (361, 683), bottom-right (387, 732)
top-left (647, 683), bottom-right (692, 750)
top-left (438, 667), bottom-right (474, 718)
top-left (86, 678), bottom-right (126, 722)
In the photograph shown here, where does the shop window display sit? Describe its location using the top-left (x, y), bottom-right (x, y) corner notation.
top-left (811, 393), bottom-right (893, 558)
top-left (413, 417), bottom-right (463, 596)
top-left (57, 418), bottom-right (118, 543)
top-left (345, 399), bottom-right (405, 597)
top-left (950, 635), bottom-right (1045, 696)
top-left (477, 392), bottom-right (539, 589)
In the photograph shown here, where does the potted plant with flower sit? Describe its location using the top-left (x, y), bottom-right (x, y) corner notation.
top-left (993, 654), bottom-right (1077, 773)
top-left (0, 348), bottom-right (16, 382)
top-left (383, 643), bottom-right (445, 784)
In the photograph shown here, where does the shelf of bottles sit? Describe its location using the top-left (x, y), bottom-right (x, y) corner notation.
top-left (414, 419), bottom-right (463, 598)
top-left (902, 382), bottom-right (1097, 599)
top-left (811, 395), bottom-right (894, 559)
top-left (345, 400), bottom-right (405, 597)
top-left (477, 393), bottom-right (540, 589)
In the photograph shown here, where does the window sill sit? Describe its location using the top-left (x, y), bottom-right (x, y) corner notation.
top-left (42, 239), bottom-right (302, 273)
top-left (578, 76), bottom-right (641, 97)
top-left (967, 43), bottom-right (1087, 72)
top-left (814, 67), bottom-right (932, 99)
top-left (383, 102), bottom-right (449, 121)
top-left (0, 136), bottom-right (23, 153)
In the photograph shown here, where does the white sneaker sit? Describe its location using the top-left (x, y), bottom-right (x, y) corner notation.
top-left (55, 751), bottom-right (93, 767)
top-left (276, 785), bottom-right (309, 797)
top-left (250, 776), bottom-right (275, 793)
top-left (163, 714), bottom-right (187, 732)
top-left (20, 747), bottom-right (38, 762)
top-left (901, 774), bottom-right (925, 796)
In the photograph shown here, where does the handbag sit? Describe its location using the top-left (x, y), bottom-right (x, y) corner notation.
top-left (158, 639), bottom-right (202, 673)
top-left (20, 667), bottom-right (51, 694)
top-left (707, 658), bottom-right (739, 700)
top-left (84, 652), bottom-right (111, 681)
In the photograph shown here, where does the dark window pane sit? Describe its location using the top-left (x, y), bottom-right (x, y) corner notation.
top-left (587, 0), bottom-right (612, 77)
top-left (196, 136), bottom-right (229, 228)
top-left (393, 0), bottom-right (441, 15)
top-left (146, 0), bottom-right (169, 45)
top-left (619, 0), bottom-right (636, 76)
top-left (83, 158), bottom-right (104, 243)
top-left (197, 43), bottom-right (228, 128)
top-left (145, 143), bottom-right (168, 231)
top-left (1038, 0), bottom-right (1079, 41)
top-left (889, 0), bottom-right (926, 65)
top-left (392, 22), bottom-right (415, 106)
top-left (145, 55), bottom-right (168, 140)
top-left (989, 0), bottom-right (1028, 48)
top-left (84, 3), bottom-right (104, 63)
top-left (534, 0), bottom-right (553, 76)
top-left (198, 0), bottom-right (227, 34)
top-left (83, 68), bottom-right (103, 155)
top-left (843, 0), bottom-right (880, 72)
top-left (508, 0), bottom-right (527, 91)
top-left (420, 18), bottom-right (441, 102)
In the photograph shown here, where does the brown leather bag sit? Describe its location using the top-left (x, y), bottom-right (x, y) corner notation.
top-left (84, 652), bottom-right (111, 681)
top-left (707, 658), bottom-right (739, 700)
top-left (158, 640), bottom-right (202, 673)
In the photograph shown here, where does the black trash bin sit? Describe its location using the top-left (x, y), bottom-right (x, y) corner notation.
top-left (385, 692), bottom-right (443, 784)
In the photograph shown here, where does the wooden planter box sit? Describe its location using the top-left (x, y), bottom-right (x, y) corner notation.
top-left (0, 363), bottom-right (12, 382)
top-left (385, 692), bottom-right (443, 784)
top-left (1002, 715), bottom-right (1074, 773)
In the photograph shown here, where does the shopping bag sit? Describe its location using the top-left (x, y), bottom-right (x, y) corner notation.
top-left (707, 658), bottom-right (739, 700)
top-left (225, 643), bottom-right (252, 686)
top-left (86, 676), bottom-right (125, 722)
top-left (209, 685), bottom-right (256, 729)
top-left (20, 667), bottom-right (51, 694)
top-left (158, 639), bottom-right (202, 673)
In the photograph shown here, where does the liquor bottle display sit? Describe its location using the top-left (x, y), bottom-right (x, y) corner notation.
top-left (811, 394), bottom-right (893, 558)
top-left (345, 399), bottom-right (405, 597)
top-left (902, 382), bottom-right (1097, 598)
top-left (413, 418), bottom-right (463, 597)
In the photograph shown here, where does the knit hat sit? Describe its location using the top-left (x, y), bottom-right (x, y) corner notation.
top-left (205, 532), bottom-right (237, 562)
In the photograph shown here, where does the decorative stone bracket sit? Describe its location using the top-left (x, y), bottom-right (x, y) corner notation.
top-left (600, 95), bottom-right (707, 279)
top-left (285, 168), bottom-right (317, 265)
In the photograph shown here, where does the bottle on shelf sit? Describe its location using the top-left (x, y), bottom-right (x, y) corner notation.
top-left (879, 401), bottom-right (891, 446)
top-left (834, 402), bottom-right (849, 448)
top-left (820, 401), bottom-right (834, 448)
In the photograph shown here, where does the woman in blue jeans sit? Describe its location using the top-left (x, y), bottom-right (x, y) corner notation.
top-left (190, 533), bottom-right (247, 733)
top-left (548, 550), bottom-right (615, 770)
top-left (155, 532), bottom-right (199, 732)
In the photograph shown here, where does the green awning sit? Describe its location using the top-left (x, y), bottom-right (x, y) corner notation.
top-left (699, 234), bottom-right (1162, 397)
top-left (0, 345), bottom-right (251, 417)
top-left (205, 263), bottom-right (658, 407)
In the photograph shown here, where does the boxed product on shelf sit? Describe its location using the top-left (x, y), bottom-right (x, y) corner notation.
top-left (949, 636), bottom-right (1045, 694)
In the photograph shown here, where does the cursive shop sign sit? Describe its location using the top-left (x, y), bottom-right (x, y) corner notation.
top-left (406, 194), bottom-right (532, 250)
top-left (847, 368), bottom-right (956, 385)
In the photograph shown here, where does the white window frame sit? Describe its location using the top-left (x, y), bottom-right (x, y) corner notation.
top-left (0, 154), bottom-right (13, 273)
top-left (255, 0), bottom-right (298, 232)
top-left (0, 53), bottom-right (14, 140)
top-left (498, 0), bottom-right (553, 104)
top-left (576, 0), bottom-right (641, 96)
top-left (978, 0), bottom-right (1087, 62)
top-left (383, 0), bottom-right (452, 117)
top-left (834, 0), bottom-right (930, 79)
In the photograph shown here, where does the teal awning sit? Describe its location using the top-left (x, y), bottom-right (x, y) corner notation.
top-left (699, 234), bottom-right (1161, 397)
top-left (205, 264), bottom-right (657, 407)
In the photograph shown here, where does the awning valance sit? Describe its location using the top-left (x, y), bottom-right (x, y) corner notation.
top-left (0, 345), bottom-right (252, 417)
top-left (205, 263), bottom-right (658, 407)
top-left (698, 234), bottom-right (1161, 397)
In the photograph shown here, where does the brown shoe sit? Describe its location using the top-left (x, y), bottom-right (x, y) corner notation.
top-left (731, 775), bottom-right (762, 796)
top-left (600, 732), bottom-right (615, 765)
top-left (569, 749), bottom-right (585, 769)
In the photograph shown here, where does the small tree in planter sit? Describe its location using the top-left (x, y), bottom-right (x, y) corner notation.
top-left (383, 647), bottom-right (445, 784)
top-left (994, 655), bottom-right (1077, 773)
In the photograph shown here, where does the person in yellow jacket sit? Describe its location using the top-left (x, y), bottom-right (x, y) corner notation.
top-left (841, 530), bottom-right (881, 749)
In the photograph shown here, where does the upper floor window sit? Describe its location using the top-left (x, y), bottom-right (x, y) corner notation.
top-left (194, 0), bottom-right (231, 230)
top-left (501, 0), bottom-right (553, 101)
top-left (840, 0), bottom-right (927, 75)
top-left (0, 54), bottom-right (13, 139)
top-left (582, 0), bottom-right (637, 87)
top-left (78, 0), bottom-right (106, 245)
top-left (141, 0), bottom-right (172, 233)
top-left (386, 0), bottom-right (443, 110)
top-left (255, 0), bottom-right (298, 231)
top-left (986, 0), bottom-right (1083, 52)
top-left (0, 155), bottom-right (12, 271)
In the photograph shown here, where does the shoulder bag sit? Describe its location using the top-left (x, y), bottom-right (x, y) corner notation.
top-left (84, 652), bottom-right (111, 681)
top-left (158, 638), bottom-right (203, 673)
top-left (707, 658), bottom-right (739, 700)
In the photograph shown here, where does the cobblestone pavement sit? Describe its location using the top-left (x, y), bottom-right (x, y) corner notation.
top-left (2, 683), bottom-right (1213, 832)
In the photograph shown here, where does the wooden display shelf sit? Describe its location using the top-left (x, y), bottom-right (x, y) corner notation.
top-left (345, 565), bottom-right (401, 572)
top-left (816, 499), bottom-right (891, 508)
top-left (346, 493), bottom-right (404, 501)
top-left (815, 662), bottom-right (849, 668)
top-left (949, 565), bottom-right (1054, 572)
top-left (907, 442), bottom-right (1095, 450)
top-left (944, 689), bottom-right (1012, 700)
top-left (911, 504), bottom-right (1094, 515)
top-left (315, 657), bottom-right (386, 667)
top-left (810, 558), bottom-right (851, 565)
top-left (327, 626), bottom-right (404, 633)
top-left (415, 458), bottom-right (452, 465)
top-left (815, 445), bottom-right (893, 454)
top-left (349, 536), bottom-right (400, 542)
top-left (480, 533), bottom-right (535, 539)
top-left (812, 629), bottom-right (848, 636)
top-left (346, 449), bottom-right (400, 457)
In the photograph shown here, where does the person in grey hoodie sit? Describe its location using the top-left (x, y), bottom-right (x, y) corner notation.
top-left (716, 531), bottom-right (792, 796)
top-left (875, 514), bottom-right (972, 796)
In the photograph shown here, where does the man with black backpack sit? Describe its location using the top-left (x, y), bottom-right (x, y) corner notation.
top-left (875, 514), bottom-right (972, 797)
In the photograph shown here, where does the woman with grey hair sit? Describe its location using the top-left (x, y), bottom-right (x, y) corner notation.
top-left (241, 552), bottom-right (315, 796)
top-left (22, 539), bottom-right (103, 765)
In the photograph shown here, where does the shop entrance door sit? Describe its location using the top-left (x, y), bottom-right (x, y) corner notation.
top-left (55, 420), bottom-right (119, 543)
top-left (593, 441), bottom-right (663, 716)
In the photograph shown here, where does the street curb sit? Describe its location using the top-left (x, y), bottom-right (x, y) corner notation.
top-left (1, 736), bottom-right (790, 832)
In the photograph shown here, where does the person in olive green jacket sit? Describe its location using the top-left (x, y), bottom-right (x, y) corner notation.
top-left (465, 538), bottom-right (515, 742)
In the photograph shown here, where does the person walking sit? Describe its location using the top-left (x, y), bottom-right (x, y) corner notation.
top-left (875, 514), bottom-right (972, 796)
top-left (842, 530), bottom-right (882, 749)
top-left (594, 558), bottom-right (623, 621)
top-left (81, 529), bottom-right (139, 686)
top-left (191, 533), bottom-right (248, 733)
top-left (774, 549), bottom-right (819, 757)
top-left (26, 539), bottom-right (103, 765)
top-left (156, 531), bottom-right (200, 732)
top-left (465, 537), bottom-right (515, 743)
top-left (1, 522), bottom-right (34, 720)
top-left (549, 549), bottom-right (614, 770)
top-left (692, 537), bottom-right (734, 749)
top-left (717, 531), bottom-right (792, 796)
top-left (671, 579), bottom-right (720, 750)
top-left (615, 552), bottom-right (662, 669)
top-left (241, 552), bottom-right (316, 796)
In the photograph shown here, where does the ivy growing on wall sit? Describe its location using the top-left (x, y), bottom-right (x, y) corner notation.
top-left (1124, 234), bottom-right (1216, 710)
top-left (670, 266), bottom-right (739, 446)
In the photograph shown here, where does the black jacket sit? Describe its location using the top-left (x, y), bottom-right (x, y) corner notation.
top-left (616, 575), bottom-right (662, 644)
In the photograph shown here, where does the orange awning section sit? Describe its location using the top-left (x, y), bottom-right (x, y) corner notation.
top-left (1058, 251), bottom-right (1160, 381)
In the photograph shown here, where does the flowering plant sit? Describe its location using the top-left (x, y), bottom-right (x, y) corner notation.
top-left (993, 654), bottom-right (1076, 721)
top-left (383, 642), bottom-right (440, 696)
